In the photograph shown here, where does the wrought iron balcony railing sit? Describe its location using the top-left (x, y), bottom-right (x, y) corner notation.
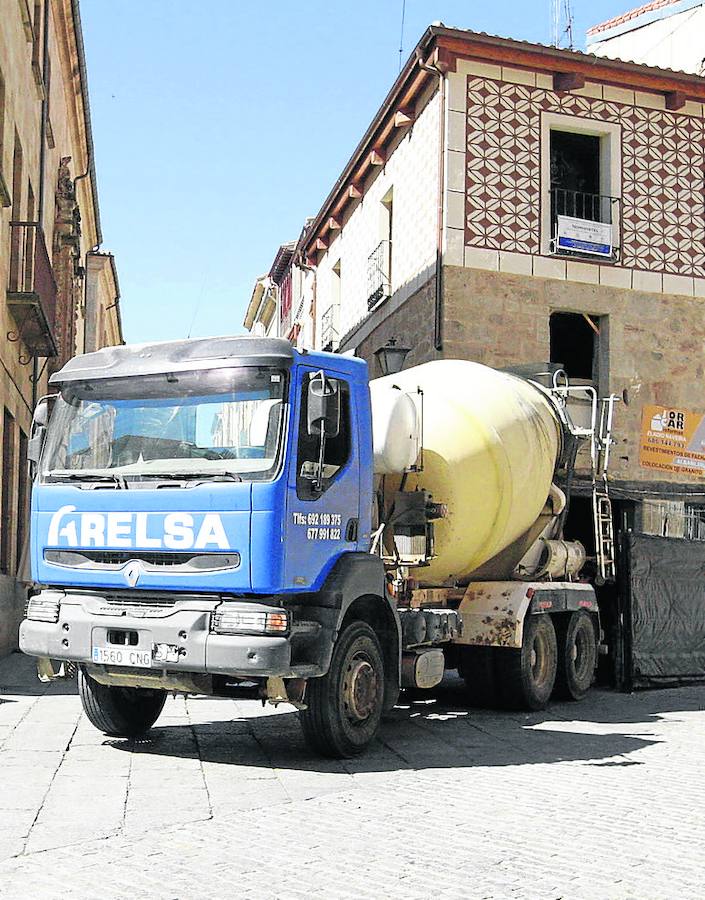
top-left (321, 304), bottom-right (339, 351)
top-left (550, 189), bottom-right (620, 260)
top-left (7, 221), bottom-right (58, 359)
top-left (367, 240), bottom-right (391, 310)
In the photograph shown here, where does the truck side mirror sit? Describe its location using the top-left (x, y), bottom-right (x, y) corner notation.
top-left (28, 395), bottom-right (56, 475)
top-left (32, 398), bottom-right (50, 429)
top-left (27, 428), bottom-right (45, 466)
top-left (307, 372), bottom-right (340, 439)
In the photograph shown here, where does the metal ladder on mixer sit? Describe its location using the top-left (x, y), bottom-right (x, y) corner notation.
top-left (592, 395), bottom-right (618, 584)
top-left (548, 372), bottom-right (619, 583)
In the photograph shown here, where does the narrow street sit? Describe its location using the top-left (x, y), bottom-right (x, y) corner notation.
top-left (1, 652), bottom-right (703, 899)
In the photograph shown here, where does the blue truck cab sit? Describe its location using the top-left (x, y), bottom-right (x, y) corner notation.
top-left (20, 336), bottom-right (400, 757)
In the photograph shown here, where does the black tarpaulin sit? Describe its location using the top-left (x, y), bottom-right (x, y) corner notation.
top-left (625, 532), bottom-right (705, 684)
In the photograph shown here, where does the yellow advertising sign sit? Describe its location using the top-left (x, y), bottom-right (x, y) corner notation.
top-left (640, 405), bottom-right (705, 477)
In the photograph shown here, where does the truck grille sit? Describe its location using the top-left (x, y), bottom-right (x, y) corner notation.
top-left (89, 592), bottom-right (219, 618)
top-left (44, 550), bottom-right (240, 572)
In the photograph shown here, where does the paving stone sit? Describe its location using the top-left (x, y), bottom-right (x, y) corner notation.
top-left (0, 653), bottom-right (704, 897)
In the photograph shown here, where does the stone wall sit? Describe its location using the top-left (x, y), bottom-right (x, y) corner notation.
top-left (443, 264), bottom-right (705, 488)
top-left (343, 276), bottom-right (438, 378)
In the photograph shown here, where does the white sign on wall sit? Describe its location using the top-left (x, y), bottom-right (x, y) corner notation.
top-left (556, 215), bottom-right (613, 257)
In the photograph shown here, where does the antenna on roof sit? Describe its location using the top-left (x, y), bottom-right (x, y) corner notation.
top-left (563, 0), bottom-right (575, 50)
top-left (551, 0), bottom-right (560, 46)
top-left (398, 0), bottom-right (406, 72)
top-left (551, 0), bottom-right (574, 49)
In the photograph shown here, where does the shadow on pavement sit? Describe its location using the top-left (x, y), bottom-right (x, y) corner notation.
top-left (102, 674), bottom-right (705, 773)
top-left (0, 652), bottom-right (78, 697)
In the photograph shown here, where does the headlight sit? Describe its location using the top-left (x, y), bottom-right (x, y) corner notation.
top-left (210, 606), bottom-right (288, 636)
top-left (25, 594), bottom-right (61, 623)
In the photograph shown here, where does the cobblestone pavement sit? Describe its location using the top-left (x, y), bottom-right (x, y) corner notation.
top-left (1, 652), bottom-right (704, 899)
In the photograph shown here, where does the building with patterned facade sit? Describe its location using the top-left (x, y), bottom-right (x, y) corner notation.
top-left (0, 0), bottom-right (123, 656)
top-left (252, 22), bottom-right (705, 684)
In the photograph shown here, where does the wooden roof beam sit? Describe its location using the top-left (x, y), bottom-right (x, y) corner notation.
top-left (394, 108), bottom-right (415, 127)
top-left (665, 90), bottom-right (687, 110)
top-left (435, 35), bottom-right (705, 102)
top-left (553, 71), bottom-right (586, 92)
top-left (369, 148), bottom-right (386, 166)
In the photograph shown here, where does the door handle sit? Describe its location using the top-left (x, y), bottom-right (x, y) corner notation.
top-left (345, 518), bottom-right (358, 542)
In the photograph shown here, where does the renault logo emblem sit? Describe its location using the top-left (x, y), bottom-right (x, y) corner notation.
top-left (123, 561), bottom-right (141, 587)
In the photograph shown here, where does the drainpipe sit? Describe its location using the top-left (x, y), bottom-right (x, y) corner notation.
top-left (416, 49), bottom-right (446, 352)
top-left (33, 0), bottom-right (51, 411)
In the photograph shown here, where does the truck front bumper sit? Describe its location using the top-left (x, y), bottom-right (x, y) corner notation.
top-left (19, 589), bottom-right (303, 680)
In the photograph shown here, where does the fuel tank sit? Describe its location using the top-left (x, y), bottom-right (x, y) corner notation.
top-left (371, 360), bottom-right (563, 586)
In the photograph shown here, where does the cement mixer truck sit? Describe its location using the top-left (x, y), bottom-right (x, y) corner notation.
top-left (19, 336), bottom-right (617, 758)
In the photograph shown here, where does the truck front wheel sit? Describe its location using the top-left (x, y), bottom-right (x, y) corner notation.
top-left (78, 668), bottom-right (166, 737)
top-left (299, 621), bottom-right (385, 758)
top-left (554, 611), bottom-right (597, 701)
top-left (498, 615), bottom-right (557, 710)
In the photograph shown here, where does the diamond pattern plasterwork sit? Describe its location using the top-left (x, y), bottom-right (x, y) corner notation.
top-left (464, 78), bottom-right (705, 277)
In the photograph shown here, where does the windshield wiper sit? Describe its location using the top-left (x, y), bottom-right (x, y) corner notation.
top-left (49, 472), bottom-right (128, 489)
top-left (137, 471), bottom-right (243, 483)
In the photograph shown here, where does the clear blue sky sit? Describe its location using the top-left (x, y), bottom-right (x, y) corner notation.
top-left (80, 0), bottom-right (627, 343)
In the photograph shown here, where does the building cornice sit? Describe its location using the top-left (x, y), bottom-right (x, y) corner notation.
top-left (301, 24), bottom-right (705, 261)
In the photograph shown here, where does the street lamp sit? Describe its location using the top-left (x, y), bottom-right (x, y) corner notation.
top-left (374, 338), bottom-right (410, 376)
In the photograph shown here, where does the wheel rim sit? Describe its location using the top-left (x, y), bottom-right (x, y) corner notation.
top-left (572, 624), bottom-right (592, 682)
top-left (530, 629), bottom-right (552, 689)
top-left (342, 654), bottom-right (378, 723)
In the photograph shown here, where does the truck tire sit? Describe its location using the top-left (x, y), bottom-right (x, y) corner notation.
top-left (458, 646), bottom-right (499, 707)
top-left (554, 611), bottom-right (597, 701)
top-left (299, 621), bottom-right (384, 758)
top-left (78, 668), bottom-right (166, 737)
top-left (497, 615), bottom-right (557, 711)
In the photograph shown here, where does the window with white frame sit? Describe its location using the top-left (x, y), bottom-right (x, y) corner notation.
top-left (540, 113), bottom-right (621, 262)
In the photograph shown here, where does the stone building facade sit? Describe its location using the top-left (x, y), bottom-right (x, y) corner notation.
top-left (290, 26), bottom-right (705, 525)
top-left (0, 0), bottom-right (122, 655)
top-left (248, 24), bottom-right (705, 680)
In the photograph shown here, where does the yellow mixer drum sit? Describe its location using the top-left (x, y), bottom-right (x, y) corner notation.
top-left (371, 360), bottom-right (563, 586)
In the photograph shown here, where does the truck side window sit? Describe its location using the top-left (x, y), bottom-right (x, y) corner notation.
top-left (296, 375), bottom-right (351, 500)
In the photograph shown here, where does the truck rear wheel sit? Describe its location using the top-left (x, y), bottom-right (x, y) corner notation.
top-left (299, 621), bottom-right (384, 758)
top-left (498, 615), bottom-right (557, 710)
top-left (458, 646), bottom-right (499, 707)
top-left (554, 611), bottom-right (597, 701)
top-left (78, 668), bottom-right (166, 737)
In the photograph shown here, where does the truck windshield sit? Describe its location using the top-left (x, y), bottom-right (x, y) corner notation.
top-left (40, 366), bottom-right (288, 483)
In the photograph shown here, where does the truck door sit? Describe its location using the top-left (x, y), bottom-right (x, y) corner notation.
top-left (285, 366), bottom-right (360, 589)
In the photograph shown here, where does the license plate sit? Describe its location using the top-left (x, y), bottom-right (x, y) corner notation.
top-left (91, 646), bottom-right (152, 668)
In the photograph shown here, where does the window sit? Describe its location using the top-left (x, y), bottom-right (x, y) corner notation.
top-left (0, 69), bottom-right (8, 208)
top-left (540, 114), bottom-right (620, 260)
top-left (41, 368), bottom-right (288, 484)
top-left (11, 132), bottom-right (23, 220)
top-left (296, 374), bottom-right (351, 500)
top-left (31, 1), bottom-right (43, 91)
top-left (322, 261), bottom-right (341, 351)
top-left (367, 188), bottom-right (393, 310)
top-left (1, 410), bottom-right (15, 574)
top-left (550, 311), bottom-right (606, 386)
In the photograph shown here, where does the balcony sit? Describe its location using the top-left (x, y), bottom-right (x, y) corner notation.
top-left (7, 222), bottom-right (58, 359)
top-left (550, 189), bottom-right (620, 261)
top-left (367, 240), bottom-right (391, 310)
top-left (321, 304), bottom-right (339, 352)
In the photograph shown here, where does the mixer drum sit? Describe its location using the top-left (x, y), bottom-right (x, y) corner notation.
top-left (371, 360), bottom-right (563, 586)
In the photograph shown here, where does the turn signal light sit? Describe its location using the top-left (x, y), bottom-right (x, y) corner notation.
top-left (210, 607), bottom-right (289, 636)
top-left (25, 594), bottom-right (61, 623)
